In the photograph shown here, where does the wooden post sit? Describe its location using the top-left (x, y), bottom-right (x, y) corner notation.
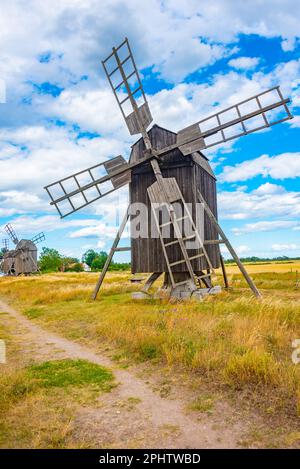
top-left (142, 272), bottom-right (162, 292)
top-left (92, 207), bottom-right (130, 300)
top-left (220, 255), bottom-right (229, 289)
top-left (197, 190), bottom-right (261, 298)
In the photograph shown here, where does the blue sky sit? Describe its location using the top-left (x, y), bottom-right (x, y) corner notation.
top-left (0, 0), bottom-right (299, 261)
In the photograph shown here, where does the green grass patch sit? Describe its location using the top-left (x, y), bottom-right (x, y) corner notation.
top-left (27, 359), bottom-right (114, 391)
top-left (23, 308), bottom-right (44, 319)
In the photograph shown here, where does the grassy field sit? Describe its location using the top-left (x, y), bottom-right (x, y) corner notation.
top-left (0, 262), bottom-right (299, 447)
top-left (0, 318), bottom-right (114, 448)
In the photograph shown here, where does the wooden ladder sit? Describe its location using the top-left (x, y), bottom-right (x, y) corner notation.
top-left (147, 178), bottom-right (216, 289)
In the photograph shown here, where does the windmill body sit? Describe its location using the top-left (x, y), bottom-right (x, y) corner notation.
top-left (1, 225), bottom-right (45, 276)
top-left (44, 38), bottom-right (293, 300)
top-left (130, 125), bottom-right (219, 276)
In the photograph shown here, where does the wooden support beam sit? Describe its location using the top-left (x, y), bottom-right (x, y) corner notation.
top-left (142, 272), bottom-right (162, 292)
top-left (92, 207), bottom-right (130, 300)
top-left (220, 255), bottom-right (229, 289)
top-left (197, 190), bottom-right (261, 298)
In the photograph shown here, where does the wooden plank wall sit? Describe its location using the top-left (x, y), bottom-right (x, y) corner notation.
top-left (130, 125), bottom-right (220, 273)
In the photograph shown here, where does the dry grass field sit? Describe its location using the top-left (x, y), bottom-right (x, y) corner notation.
top-left (0, 261), bottom-right (299, 448)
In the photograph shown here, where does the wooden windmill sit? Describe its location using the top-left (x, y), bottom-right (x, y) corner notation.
top-left (44, 38), bottom-right (293, 300)
top-left (2, 239), bottom-right (9, 252)
top-left (1, 224), bottom-right (45, 276)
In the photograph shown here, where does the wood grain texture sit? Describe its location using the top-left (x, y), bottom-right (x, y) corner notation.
top-left (129, 125), bottom-right (220, 273)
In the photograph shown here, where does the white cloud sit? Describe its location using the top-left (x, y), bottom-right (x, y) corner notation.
top-left (0, 215), bottom-right (99, 237)
top-left (49, 89), bottom-right (130, 137)
top-left (69, 223), bottom-right (117, 239)
top-left (0, 0), bottom-right (299, 256)
top-left (1, 0), bottom-right (300, 103)
top-left (220, 153), bottom-right (300, 182)
top-left (0, 191), bottom-right (45, 214)
top-left (0, 125), bottom-right (128, 193)
top-left (232, 220), bottom-right (299, 235)
top-left (219, 183), bottom-right (300, 221)
top-left (228, 57), bottom-right (260, 70)
top-left (252, 183), bottom-right (286, 195)
top-left (271, 243), bottom-right (298, 251)
top-left (281, 37), bottom-right (299, 52)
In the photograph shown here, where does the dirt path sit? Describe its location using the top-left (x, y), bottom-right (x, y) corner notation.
top-left (0, 299), bottom-right (248, 448)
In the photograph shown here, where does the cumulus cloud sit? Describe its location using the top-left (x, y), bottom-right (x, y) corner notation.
top-left (220, 153), bottom-right (300, 182)
top-left (228, 57), bottom-right (260, 70)
top-left (1, 0), bottom-right (300, 100)
top-left (0, 190), bottom-right (45, 216)
top-left (0, 0), bottom-right (299, 255)
top-left (0, 125), bottom-right (128, 193)
top-left (69, 222), bottom-right (117, 239)
top-left (219, 183), bottom-right (300, 221)
top-left (0, 215), bottom-right (99, 236)
top-left (236, 245), bottom-right (250, 254)
top-left (232, 220), bottom-right (299, 235)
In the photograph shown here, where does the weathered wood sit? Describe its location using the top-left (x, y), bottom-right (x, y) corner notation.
top-left (197, 190), bottom-right (261, 298)
top-left (155, 87), bottom-right (292, 157)
top-left (142, 272), bottom-right (162, 292)
top-left (130, 125), bottom-right (220, 273)
top-left (125, 102), bottom-right (152, 135)
top-left (92, 207), bottom-right (130, 300)
top-left (220, 255), bottom-right (229, 289)
top-left (104, 155), bottom-right (132, 189)
top-left (147, 173), bottom-right (216, 289)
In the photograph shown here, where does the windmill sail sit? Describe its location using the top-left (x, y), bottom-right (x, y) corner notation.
top-left (45, 155), bottom-right (132, 218)
top-left (31, 232), bottom-right (46, 244)
top-left (157, 86), bottom-right (293, 156)
top-left (2, 239), bottom-right (9, 250)
top-left (102, 37), bottom-right (153, 139)
top-left (4, 224), bottom-right (19, 245)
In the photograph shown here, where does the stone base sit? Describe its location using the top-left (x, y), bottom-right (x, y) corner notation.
top-left (132, 271), bottom-right (222, 301)
top-left (131, 291), bottom-right (151, 300)
top-left (191, 285), bottom-right (222, 300)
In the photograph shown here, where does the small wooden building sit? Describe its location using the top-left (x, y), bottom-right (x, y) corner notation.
top-left (129, 125), bottom-right (220, 274)
top-left (1, 239), bottom-right (38, 275)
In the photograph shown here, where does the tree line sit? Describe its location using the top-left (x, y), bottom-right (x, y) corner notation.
top-left (224, 255), bottom-right (300, 264)
top-left (38, 248), bottom-right (130, 273)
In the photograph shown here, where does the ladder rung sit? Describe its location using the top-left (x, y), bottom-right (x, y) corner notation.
top-left (189, 253), bottom-right (205, 261)
top-left (198, 273), bottom-right (211, 279)
top-left (174, 280), bottom-right (191, 287)
top-left (160, 220), bottom-right (172, 228)
top-left (170, 259), bottom-right (186, 267)
top-left (164, 234), bottom-right (196, 247)
top-left (159, 215), bottom-right (189, 229)
top-left (114, 70), bottom-right (136, 91)
top-left (120, 85), bottom-right (141, 105)
top-left (113, 247), bottom-right (131, 252)
top-left (108, 55), bottom-right (131, 77)
top-left (176, 215), bottom-right (189, 223)
top-left (170, 252), bottom-right (205, 267)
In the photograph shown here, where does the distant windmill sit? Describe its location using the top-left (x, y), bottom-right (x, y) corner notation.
top-left (1, 224), bottom-right (45, 276)
top-left (45, 38), bottom-right (293, 300)
top-left (2, 239), bottom-right (9, 252)
top-left (0, 239), bottom-right (9, 266)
